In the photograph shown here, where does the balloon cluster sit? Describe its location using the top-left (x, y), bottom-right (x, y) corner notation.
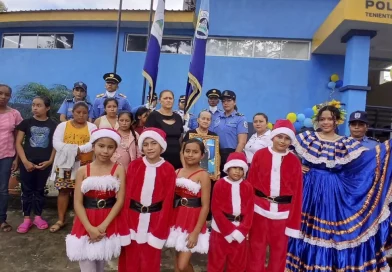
top-left (328, 74), bottom-right (343, 90)
top-left (286, 107), bottom-right (317, 131)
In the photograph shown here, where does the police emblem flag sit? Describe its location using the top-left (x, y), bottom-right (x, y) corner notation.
top-left (143, 0), bottom-right (165, 107)
top-left (184, 0), bottom-right (210, 116)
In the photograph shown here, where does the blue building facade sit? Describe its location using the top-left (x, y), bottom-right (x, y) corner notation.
top-left (1, 0), bottom-right (390, 134)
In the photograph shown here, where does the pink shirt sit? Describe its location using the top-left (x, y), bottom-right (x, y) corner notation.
top-left (0, 108), bottom-right (23, 159)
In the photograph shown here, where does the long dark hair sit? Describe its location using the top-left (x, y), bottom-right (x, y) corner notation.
top-left (182, 138), bottom-right (206, 155)
top-left (103, 97), bottom-right (118, 115)
top-left (315, 105), bottom-right (341, 123)
top-left (118, 111), bottom-right (138, 157)
top-left (135, 107), bottom-right (150, 126)
top-left (33, 96), bottom-right (51, 117)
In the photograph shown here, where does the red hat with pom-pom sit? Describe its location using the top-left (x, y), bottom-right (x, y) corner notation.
top-left (138, 127), bottom-right (167, 153)
top-left (270, 119), bottom-right (296, 142)
top-left (223, 152), bottom-right (249, 174)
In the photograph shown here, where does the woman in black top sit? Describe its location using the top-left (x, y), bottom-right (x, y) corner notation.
top-left (145, 90), bottom-right (184, 169)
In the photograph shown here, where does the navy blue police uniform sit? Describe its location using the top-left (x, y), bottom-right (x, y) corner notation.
top-left (348, 110), bottom-right (379, 149)
top-left (57, 82), bottom-right (93, 120)
top-left (189, 89), bottom-right (223, 130)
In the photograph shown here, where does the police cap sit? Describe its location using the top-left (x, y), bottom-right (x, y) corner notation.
top-left (179, 95), bottom-right (186, 102)
top-left (147, 93), bottom-right (158, 100)
top-left (349, 111), bottom-right (368, 125)
top-left (206, 89), bottom-right (221, 98)
top-left (103, 73), bottom-right (122, 84)
top-left (220, 90), bottom-right (236, 100)
top-left (73, 81), bottom-right (87, 92)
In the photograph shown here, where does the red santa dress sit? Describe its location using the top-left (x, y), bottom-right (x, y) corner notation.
top-left (66, 163), bottom-right (131, 261)
top-left (166, 169), bottom-right (209, 254)
top-left (247, 144), bottom-right (303, 271)
top-left (118, 156), bottom-right (176, 272)
top-left (208, 173), bottom-right (255, 272)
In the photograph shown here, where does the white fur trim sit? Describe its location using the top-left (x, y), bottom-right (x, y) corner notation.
top-left (90, 128), bottom-right (121, 146)
top-left (269, 147), bottom-right (283, 213)
top-left (148, 233), bottom-right (166, 249)
top-left (254, 204), bottom-right (289, 219)
top-left (176, 178), bottom-right (201, 195)
top-left (231, 181), bottom-right (241, 215)
top-left (166, 227), bottom-right (210, 254)
top-left (224, 234), bottom-right (234, 243)
top-left (211, 219), bottom-right (240, 234)
top-left (81, 176), bottom-right (120, 194)
top-left (285, 227), bottom-right (300, 238)
top-left (138, 130), bottom-right (167, 153)
top-left (66, 233), bottom-right (131, 261)
top-left (270, 127), bottom-right (295, 142)
top-left (231, 229), bottom-right (246, 243)
top-left (129, 230), bottom-right (166, 249)
top-left (223, 159), bottom-right (248, 174)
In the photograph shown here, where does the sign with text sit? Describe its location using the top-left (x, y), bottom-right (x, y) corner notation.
top-left (345, 0), bottom-right (392, 24)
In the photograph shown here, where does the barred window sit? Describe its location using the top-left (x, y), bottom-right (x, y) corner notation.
top-left (1, 33), bottom-right (74, 49)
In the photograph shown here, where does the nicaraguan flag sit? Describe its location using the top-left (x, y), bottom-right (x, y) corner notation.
top-left (143, 0), bottom-right (165, 105)
top-left (184, 0), bottom-right (209, 114)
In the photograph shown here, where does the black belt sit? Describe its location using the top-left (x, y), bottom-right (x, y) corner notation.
top-left (83, 196), bottom-right (116, 209)
top-left (220, 148), bottom-right (235, 153)
top-left (255, 189), bottom-right (292, 204)
top-left (224, 212), bottom-right (243, 222)
top-left (173, 194), bottom-right (202, 208)
top-left (130, 199), bottom-right (163, 214)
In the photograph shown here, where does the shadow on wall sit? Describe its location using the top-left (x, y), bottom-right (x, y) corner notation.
top-left (367, 81), bottom-right (392, 107)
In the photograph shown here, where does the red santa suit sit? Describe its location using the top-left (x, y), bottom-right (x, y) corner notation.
top-left (246, 120), bottom-right (303, 272)
top-left (118, 128), bottom-right (176, 272)
top-left (208, 152), bottom-right (255, 272)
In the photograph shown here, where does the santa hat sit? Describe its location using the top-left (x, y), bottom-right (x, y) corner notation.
top-left (223, 152), bottom-right (249, 175)
top-left (270, 119), bottom-right (296, 142)
top-left (138, 127), bottom-right (167, 153)
top-left (90, 128), bottom-right (121, 146)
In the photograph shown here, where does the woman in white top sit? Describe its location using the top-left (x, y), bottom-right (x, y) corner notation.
top-left (244, 113), bottom-right (272, 164)
top-left (94, 97), bottom-right (119, 129)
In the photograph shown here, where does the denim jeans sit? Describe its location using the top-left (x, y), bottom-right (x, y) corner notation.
top-left (0, 157), bottom-right (14, 224)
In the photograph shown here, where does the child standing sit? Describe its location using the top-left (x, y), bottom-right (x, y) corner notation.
top-left (94, 98), bottom-right (119, 129)
top-left (66, 128), bottom-right (130, 271)
top-left (166, 138), bottom-right (211, 272)
top-left (111, 111), bottom-right (141, 170)
top-left (118, 127), bottom-right (176, 272)
top-left (15, 96), bottom-right (57, 233)
top-left (208, 152), bottom-right (254, 272)
top-left (246, 119), bottom-right (303, 272)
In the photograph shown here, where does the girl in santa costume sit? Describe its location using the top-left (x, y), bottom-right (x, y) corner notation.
top-left (65, 128), bottom-right (130, 272)
top-left (246, 119), bottom-right (303, 272)
top-left (166, 138), bottom-right (211, 272)
top-left (118, 127), bottom-right (176, 272)
top-left (208, 152), bottom-right (254, 272)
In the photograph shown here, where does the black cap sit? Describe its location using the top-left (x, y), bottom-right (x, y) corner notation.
top-left (349, 111), bottom-right (368, 124)
top-left (147, 93), bottom-right (158, 100)
top-left (73, 82), bottom-right (87, 92)
top-left (206, 89), bottom-right (221, 98)
top-left (103, 73), bottom-right (122, 84)
top-left (179, 95), bottom-right (186, 102)
top-left (220, 90), bottom-right (236, 100)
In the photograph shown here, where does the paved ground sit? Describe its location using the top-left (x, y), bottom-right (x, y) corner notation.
top-left (0, 196), bottom-right (207, 272)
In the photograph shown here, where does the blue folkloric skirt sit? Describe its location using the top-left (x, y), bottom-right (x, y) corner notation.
top-left (286, 141), bottom-right (392, 272)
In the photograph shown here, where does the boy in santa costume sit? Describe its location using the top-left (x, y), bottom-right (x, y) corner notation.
top-left (118, 128), bottom-right (176, 272)
top-left (208, 152), bottom-right (254, 272)
top-left (246, 119), bottom-right (303, 272)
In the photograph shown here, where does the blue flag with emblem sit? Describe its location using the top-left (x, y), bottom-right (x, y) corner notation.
top-left (184, 0), bottom-right (209, 114)
top-left (143, 0), bottom-right (165, 106)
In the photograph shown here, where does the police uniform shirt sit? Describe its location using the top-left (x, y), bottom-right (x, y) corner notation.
top-left (57, 98), bottom-right (93, 120)
top-left (359, 136), bottom-right (379, 149)
top-left (92, 92), bottom-right (132, 119)
top-left (211, 111), bottom-right (248, 149)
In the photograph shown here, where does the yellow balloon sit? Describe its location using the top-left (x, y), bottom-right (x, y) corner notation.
top-left (331, 74), bottom-right (339, 82)
top-left (286, 112), bottom-right (297, 123)
top-left (312, 105), bottom-right (318, 114)
top-left (267, 122), bottom-right (273, 130)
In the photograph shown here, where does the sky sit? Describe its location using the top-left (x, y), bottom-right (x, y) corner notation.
top-left (2, 0), bottom-right (184, 11)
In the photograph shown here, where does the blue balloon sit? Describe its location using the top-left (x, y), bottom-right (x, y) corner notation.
top-left (304, 108), bottom-right (314, 118)
top-left (297, 113), bottom-right (305, 122)
top-left (294, 121), bottom-right (303, 131)
top-left (327, 81), bottom-right (336, 89)
top-left (304, 118), bottom-right (313, 128)
top-left (335, 80), bottom-right (343, 88)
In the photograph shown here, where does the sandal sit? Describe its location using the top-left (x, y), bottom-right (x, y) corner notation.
top-left (33, 216), bottom-right (48, 230)
top-left (49, 221), bottom-right (66, 233)
top-left (17, 219), bottom-right (33, 234)
top-left (0, 222), bottom-right (12, 232)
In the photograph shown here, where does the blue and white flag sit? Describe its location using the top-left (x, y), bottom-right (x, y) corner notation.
top-left (143, 0), bottom-right (165, 106)
top-left (184, 0), bottom-right (209, 114)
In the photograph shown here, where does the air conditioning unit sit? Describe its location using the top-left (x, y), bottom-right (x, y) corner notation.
top-left (183, 0), bottom-right (196, 11)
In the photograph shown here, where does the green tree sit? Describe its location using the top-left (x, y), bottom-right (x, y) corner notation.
top-left (11, 83), bottom-right (71, 122)
top-left (0, 1), bottom-right (7, 12)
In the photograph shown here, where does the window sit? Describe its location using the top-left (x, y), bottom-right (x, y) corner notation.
top-left (126, 34), bottom-right (192, 54)
top-left (1, 33), bottom-right (74, 49)
top-left (207, 38), bottom-right (310, 60)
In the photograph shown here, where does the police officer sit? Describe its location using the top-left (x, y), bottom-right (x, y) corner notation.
top-left (58, 81), bottom-right (93, 122)
top-left (349, 110), bottom-right (379, 149)
top-left (174, 95), bottom-right (187, 120)
top-left (145, 93), bottom-right (158, 110)
top-left (211, 90), bottom-right (248, 176)
top-left (92, 73), bottom-right (132, 119)
top-left (189, 88), bottom-right (223, 130)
